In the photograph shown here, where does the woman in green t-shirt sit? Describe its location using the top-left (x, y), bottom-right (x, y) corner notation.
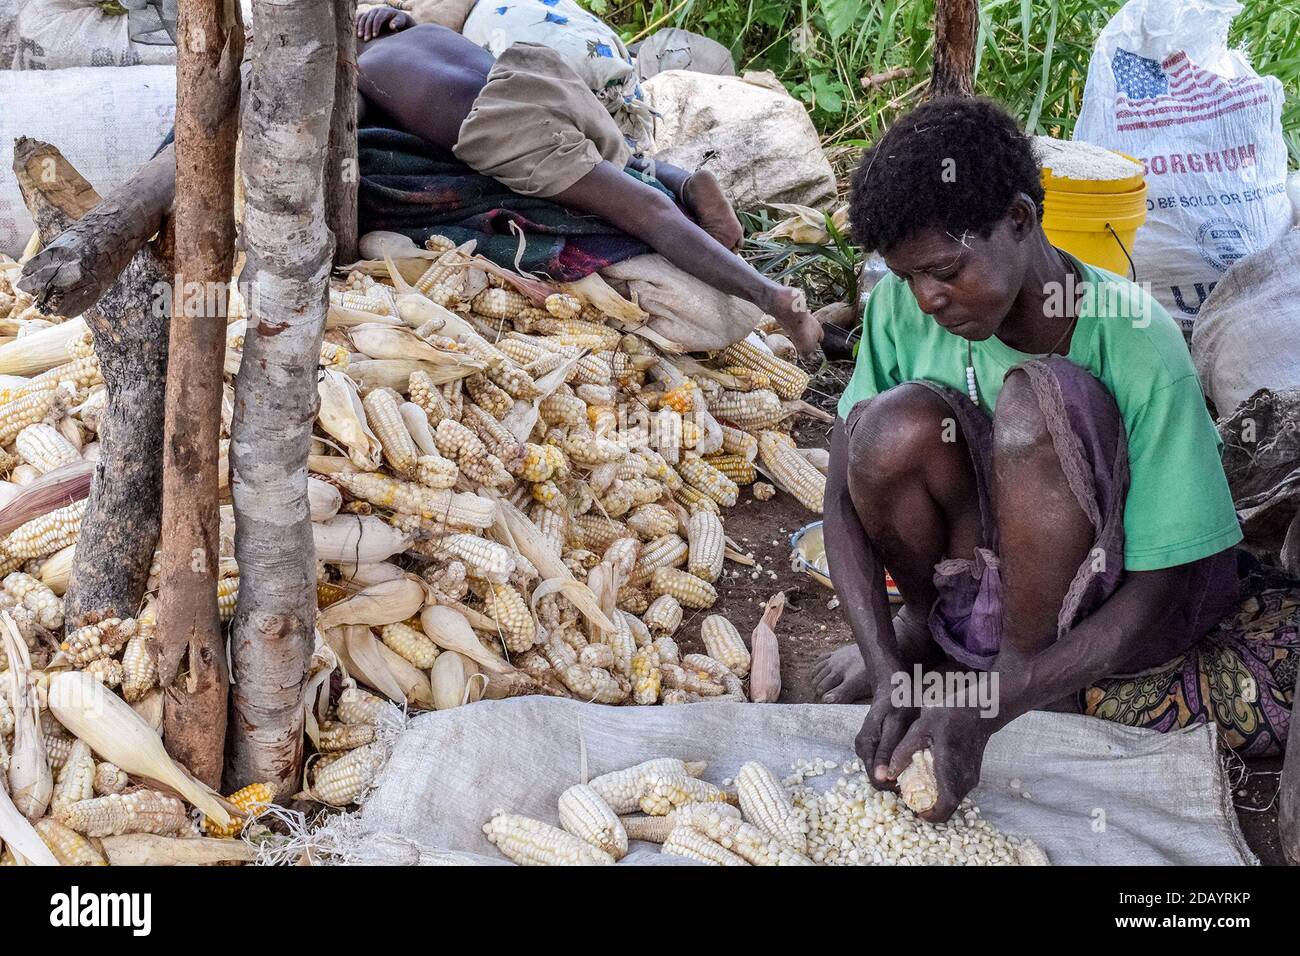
top-left (818, 98), bottom-right (1251, 823)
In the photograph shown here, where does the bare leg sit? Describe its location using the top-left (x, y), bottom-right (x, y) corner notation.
top-left (992, 370), bottom-right (1093, 711)
top-left (815, 385), bottom-right (982, 702)
top-left (683, 170), bottom-right (743, 250)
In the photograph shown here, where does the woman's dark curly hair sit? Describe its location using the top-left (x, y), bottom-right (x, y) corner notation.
top-left (848, 97), bottom-right (1044, 254)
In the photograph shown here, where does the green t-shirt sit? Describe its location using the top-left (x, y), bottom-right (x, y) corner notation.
top-left (836, 258), bottom-right (1241, 572)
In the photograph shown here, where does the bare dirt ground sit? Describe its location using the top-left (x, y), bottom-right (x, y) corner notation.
top-left (701, 409), bottom-right (1288, 865)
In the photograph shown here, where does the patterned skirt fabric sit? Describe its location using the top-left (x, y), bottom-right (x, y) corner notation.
top-left (1082, 569), bottom-right (1298, 757)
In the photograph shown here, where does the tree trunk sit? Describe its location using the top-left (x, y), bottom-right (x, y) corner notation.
top-left (15, 145), bottom-right (176, 320)
top-left (930, 0), bottom-right (978, 98)
top-left (325, 0), bottom-right (359, 265)
top-left (226, 0), bottom-right (336, 793)
top-left (1282, 692), bottom-right (1300, 863)
top-left (12, 139), bottom-right (169, 628)
top-left (158, 0), bottom-right (245, 791)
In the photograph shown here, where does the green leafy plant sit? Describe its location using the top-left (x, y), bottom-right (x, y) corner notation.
top-left (610, 0), bottom-right (1300, 164)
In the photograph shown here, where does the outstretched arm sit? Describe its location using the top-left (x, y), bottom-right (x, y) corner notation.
top-left (824, 414), bottom-right (920, 779)
top-left (554, 160), bottom-right (822, 353)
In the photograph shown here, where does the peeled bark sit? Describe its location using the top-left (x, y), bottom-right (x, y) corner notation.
top-left (12, 139), bottom-right (168, 627)
top-left (16, 145), bottom-right (176, 320)
top-left (325, 0), bottom-right (359, 265)
top-left (158, 0), bottom-right (245, 791)
top-left (930, 0), bottom-right (978, 99)
top-left (226, 0), bottom-right (336, 793)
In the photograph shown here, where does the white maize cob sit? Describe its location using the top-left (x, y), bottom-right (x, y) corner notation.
top-left (380, 621), bottom-right (440, 668)
top-left (687, 509), bottom-right (725, 583)
top-left (557, 784), bottom-right (628, 859)
top-left (758, 431), bottom-right (825, 514)
top-left (15, 422), bottom-right (80, 474)
top-left (587, 758), bottom-right (706, 814)
top-left (639, 772), bottom-right (732, 816)
top-left (661, 825), bottom-right (752, 866)
top-left (898, 748), bottom-right (939, 814)
top-left (700, 616), bottom-right (750, 679)
top-left (735, 761), bottom-right (808, 853)
top-left (651, 566), bottom-right (717, 610)
top-left (483, 812), bottom-right (615, 865)
top-left (57, 790), bottom-right (191, 837)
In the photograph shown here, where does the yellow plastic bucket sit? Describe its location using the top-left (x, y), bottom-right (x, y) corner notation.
top-left (1039, 155), bottom-right (1148, 278)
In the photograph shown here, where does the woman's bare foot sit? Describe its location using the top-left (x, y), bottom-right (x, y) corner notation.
top-left (813, 604), bottom-right (932, 703)
top-left (683, 170), bottom-right (743, 250)
top-left (813, 644), bottom-right (874, 703)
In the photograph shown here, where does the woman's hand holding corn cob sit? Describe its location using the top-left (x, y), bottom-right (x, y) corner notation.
top-left (885, 705), bottom-right (992, 824)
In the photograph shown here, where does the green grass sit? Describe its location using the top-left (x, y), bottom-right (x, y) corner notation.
top-left (599, 0), bottom-right (1300, 164)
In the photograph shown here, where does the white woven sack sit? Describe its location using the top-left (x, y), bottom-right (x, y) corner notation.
top-left (0, 0), bottom-right (28, 68)
top-left (1075, 0), bottom-right (1291, 331)
top-left (328, 699), bottom-right (1255, 866)
top-left (1191, 227), bottom-right (1300, 414)
top-left (0, 66), bottom-right (176, 257)
top-left (12, 0), bottom-right (175, 69)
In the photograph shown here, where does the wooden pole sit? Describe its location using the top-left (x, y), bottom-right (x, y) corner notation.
top-left (1281, 692), bottom-right (1300, 863)
top-left (226, 0), bottom-right (335, 794)
top-left (16, 145), bottom-right (176, 319)
top-left (13, 140), bottom-right (169, 630)
top-left (325, 0), bottom-right (359, 265)
top-left (930, 0), bottom-right (978, 98)
top-left (157, 0), bottom-right (245, 791)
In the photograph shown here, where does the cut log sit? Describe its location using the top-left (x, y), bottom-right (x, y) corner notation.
top-left (16, 144), bottom-right (176, 321)
top-left (930, 0), bottom-right (978, 99)
top-left (226, 0), bottom-right (336, 793)
top-left (12, 138), bottom-right (169, 629)
top-left (158, 0), bottom-right (245, 791)
top-left (325, 0), bottom-right (360, 265)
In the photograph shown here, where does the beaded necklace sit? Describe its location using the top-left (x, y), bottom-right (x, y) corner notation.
top-left (964, 251), bottom-right (1080, 408)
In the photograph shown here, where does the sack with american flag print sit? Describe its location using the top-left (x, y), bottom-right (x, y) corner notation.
top-left (1075, 0), bottom-right (1291, 333)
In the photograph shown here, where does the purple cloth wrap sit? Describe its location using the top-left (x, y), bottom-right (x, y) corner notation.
top-left (846, 356), bottom-right (1239, 674)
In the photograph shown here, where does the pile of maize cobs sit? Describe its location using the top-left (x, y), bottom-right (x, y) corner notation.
top-left (0, 235), bottom-right (829, 833)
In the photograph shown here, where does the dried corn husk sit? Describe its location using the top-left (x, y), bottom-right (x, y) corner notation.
top-left (3, 613), bottom-right (50, 820)
top-left (335, 561), bottom-right (406, 587)
top-left (372, 640), bottom-right (437, 708)
top-left (317, 368), bottom-right (382, 470)
top-left (45, 671), bottom-right (230, 827)
top-left (99, 834), bottom-right (257, 866)
top-left (313, 516), bottom-right (413, 564)
top-left (358, 231), bottom-right (444, 261)
top-left (419, 605), bottom-right (513, 675)
top-left (316, 577), bottom-right (426, 630)
top-left (307, 477), bottom-right (343, 522)
top-left (749, 592), bottom-right (785, 704)
top-left (431, 650), bottom-right (477, 710)
top-left (350, 324), bottom-right (468, 365)
top-left (0, 317), bottom-right (89, 376)
top-left (36, 546), bottom-right (74, 595)
top-left (0, 782), bottom-right (57, 865)
top-left (346, 359), bottom-right (479, 392)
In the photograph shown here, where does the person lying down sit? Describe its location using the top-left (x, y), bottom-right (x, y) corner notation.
top-left (354, 9), bottom-right (822, 355)
top-left (819, 98), bottom-right (1295, 822)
